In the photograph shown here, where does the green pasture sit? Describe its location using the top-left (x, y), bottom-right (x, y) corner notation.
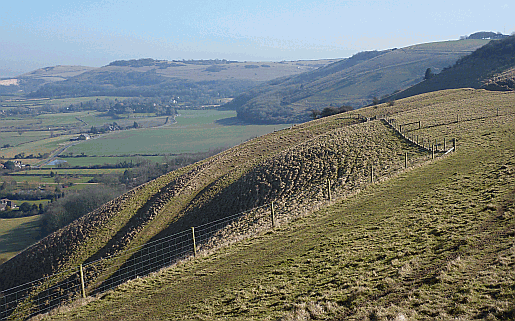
top-left (0, 215), bottom-right (43, 264)
top-left (66, 124), bottom-right (287, 156)
top-left (10, 168), bottom-right (127, 175)
top-left (66, 109), bottom-right (288, 156)
top-left (58, 156), bottom-right (165, 167)
top-left (173, 109), bottom-right (236, 126)
top-left (0, 135), bottom-right (75, 159)
top-left (0, 130), bottom-right (64, 147)
top-left (1, 175), bottom-right (94, 184)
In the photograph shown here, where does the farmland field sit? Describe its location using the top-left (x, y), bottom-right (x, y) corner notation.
top-left (66, 110), bottom-right (289, 156)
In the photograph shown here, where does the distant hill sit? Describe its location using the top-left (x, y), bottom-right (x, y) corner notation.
top-left (0, 65), bottom-right (95, 95)
top-left (387, 35), bottom-right (515, 101)
top-left (4, 59), bottom-right (336, 108)
top-left (224, 39), bottom-right (489, 124)
top-left (464, 31), bottom-right (509, 40)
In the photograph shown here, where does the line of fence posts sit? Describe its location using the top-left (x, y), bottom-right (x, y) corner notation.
top-left (3, 113), bottom-right (470, 321)
top-left (385, 117), bottom-right (458, 155)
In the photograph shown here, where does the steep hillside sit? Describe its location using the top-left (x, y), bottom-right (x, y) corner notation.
top-left (38, 88), bottom-right (515, 320)
top-left (482, 66), bottom-right (515, 91)
top-left (388, 35), bottom-right (515, 101)
top-left (225, 40), bottom-right (489, 124)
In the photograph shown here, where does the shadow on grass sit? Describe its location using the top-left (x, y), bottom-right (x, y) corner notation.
top-left (214, 117), bottom-right (248, 126)
top-left (0, 217), bottom-right (42, 258)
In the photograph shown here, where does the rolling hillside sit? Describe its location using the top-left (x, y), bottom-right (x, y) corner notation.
top-left (2, 59), bottom-right (336, 107)
top-left (1, 88), bottom-right (514, 320)
top-left (388, 35), bottom-right (515, 101)
top-left (224, 39), bottom-right (490, 124)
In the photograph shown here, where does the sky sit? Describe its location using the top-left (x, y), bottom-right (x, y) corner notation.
top-left (1, 0), bottom-right (514, 77)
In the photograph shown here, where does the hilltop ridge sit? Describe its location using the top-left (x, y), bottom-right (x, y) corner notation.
top-left (224, 39), bottom-right (489, 124)
top-left (387, 35), bottom-right (515, 101)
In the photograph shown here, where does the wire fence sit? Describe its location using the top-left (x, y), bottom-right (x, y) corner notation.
top-left (0, 204), bottom-right (274, 321)
top-left (0, 111), bottom-right (475, 321)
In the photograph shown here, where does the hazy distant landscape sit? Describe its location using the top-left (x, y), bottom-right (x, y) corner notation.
top-left (1, 27), bottom-right (515, 320)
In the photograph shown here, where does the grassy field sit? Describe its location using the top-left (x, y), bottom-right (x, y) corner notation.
top-left (65, 110), bottom-right (289, 156)
top-left (43, 91), bottom-right (515, 320)
top-left (0, 215), bottom-right (42, 264)
top-left (10, 168), bottom-right (127, 176)
top-left (52, 156), bottom-right (164, 167)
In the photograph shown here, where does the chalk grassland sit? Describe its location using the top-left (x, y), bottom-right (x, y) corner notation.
top-left (43, 90), bottom-right (515, 320)
top-left (2, 89), bottom-right (513, 320)
top-left (0, 215), bottom-right (42, 264)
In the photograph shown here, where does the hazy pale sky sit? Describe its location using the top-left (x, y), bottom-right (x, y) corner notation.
top-left (1, 0), bottom-right (514, 77)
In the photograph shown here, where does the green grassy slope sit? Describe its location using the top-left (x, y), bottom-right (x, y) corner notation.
top-left (0, 95), bottom-right (434, 292)
top-left (226, 40), bottom-right (489, 124)
top-left (44, 89), bottom-right (515, 320)
top-left (0, 215), bottom-right (42, 264)
top-left (388, 35), bottom-right (515, 102)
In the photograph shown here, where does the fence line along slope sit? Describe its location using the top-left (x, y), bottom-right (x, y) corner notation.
top-left (1, 88), bottom-right (512, 319)
top-left (43, 88), bottom-right (515, 320)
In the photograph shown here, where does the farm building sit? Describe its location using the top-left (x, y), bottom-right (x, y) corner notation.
top-left (0, 199), bottom-right (15, 211)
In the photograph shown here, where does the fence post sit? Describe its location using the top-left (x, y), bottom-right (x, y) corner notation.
top-left (79, 264), bottom-right (86, 299)
top-left (191, 227), bottom-right (197, 257)
top-left (418, 121), bottom-right (421, 129)
top-left (271, 202), bottom-right (275, 228)
top-left (497, 107), bottom-right (499, 117)
top-left (405, 152), bottom-right (408, 169)
top-left (327, 179), bottom-right (332, 201)
top-left (416, 135), bottom-right (419, 145)
top-left (456, 115), bottom-right (459, 123)
top-left (453, 138), bottom-right (456, 152)
top-left (432, 146), bottom-right (435, 159)
top-left (444, 138), bottom-right (446, 150)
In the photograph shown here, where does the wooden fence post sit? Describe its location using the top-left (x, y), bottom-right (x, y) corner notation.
top-left (405, 152), bottom-right (408, 168)
top-left (453, 138), bottom-right (456, 152)
top-left (416, 135), bottom-right (419, 145)
top-left (418, 121), bottom-right (421, 129)
top-left (192, 227), bottom-right (197, 257)
top-left (271, 202), bottom-right (275, 228)
top-left (497, 107), bottom-right (499, 117)
top-left (327, 179), bottom-right (332, 201)
top-left (443, 138), bottom-right (446, 151)
top-left (432, 146), bottom-right (435, 159)
top-left (79, 264), bottom-right (86, 299)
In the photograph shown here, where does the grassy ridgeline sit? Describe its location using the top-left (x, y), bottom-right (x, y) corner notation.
top-left (44, 89), bottom-right (515, 320)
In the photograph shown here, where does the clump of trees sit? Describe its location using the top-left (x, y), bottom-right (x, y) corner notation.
top-left (41, 185), bottom-right (124, 234)
top-left (310, 105), bottom-right (353, 120)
